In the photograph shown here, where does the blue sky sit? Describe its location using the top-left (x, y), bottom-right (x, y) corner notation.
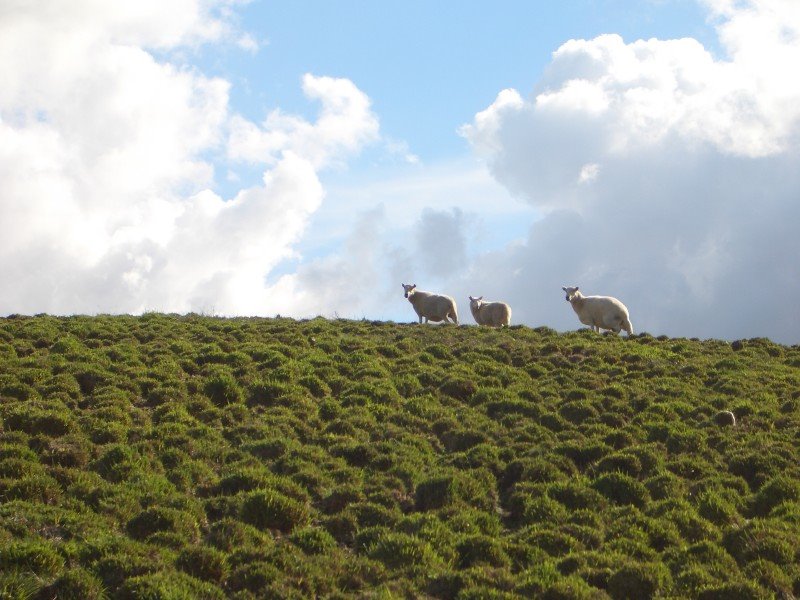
top-left (203, 0), bottom-right (719, 187)
top-left (2, 0), bottom-right (799, 342)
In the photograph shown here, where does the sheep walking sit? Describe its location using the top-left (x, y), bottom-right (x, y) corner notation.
top-left (562, 286), bottom-right (633, 336)
top-left (468, 296), bottom-right (512, 327)
top-left (402, 284), bottom-right (458, 325)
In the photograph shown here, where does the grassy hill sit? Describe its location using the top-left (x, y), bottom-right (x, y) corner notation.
top-left (0, 314), bottom-right (798, 599)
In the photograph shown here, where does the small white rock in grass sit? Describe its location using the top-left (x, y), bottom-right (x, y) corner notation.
top-left (714, 410), bottom-right (737, 427)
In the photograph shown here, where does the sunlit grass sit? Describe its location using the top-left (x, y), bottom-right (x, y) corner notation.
top-left (0, 314), bottom-right (798, 598)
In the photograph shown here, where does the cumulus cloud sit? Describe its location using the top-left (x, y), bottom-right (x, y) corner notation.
top-left (227, 74), bottom-right (380, 169)
top-left (265, 158), bottom-right (538, 322)
top-left (265, 206), bottom-right (393, 319)
top-left (5, 0), bottom-right (798, 345)
top-left (414, 208), bottom-right (470, 279)
top-left (459, 0), bottom-right (800, 342)
top-left (0, 1), bottom-right (378, 316)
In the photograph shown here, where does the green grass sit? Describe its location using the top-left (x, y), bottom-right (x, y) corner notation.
top-left (0, 314), bottom-right (799, 598)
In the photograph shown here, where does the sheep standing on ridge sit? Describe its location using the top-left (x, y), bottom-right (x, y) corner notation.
top-left (562, 286), bottom-right (633, 336)
top-left (468, 296), bottom-right (512, 327)
top-left (402, 284), bottom-right (458, 325)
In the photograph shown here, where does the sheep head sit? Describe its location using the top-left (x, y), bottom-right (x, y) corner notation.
top-left (562, 286), bottom-right (580, 302)
top-left (402, 283), bottom-right (417, 299)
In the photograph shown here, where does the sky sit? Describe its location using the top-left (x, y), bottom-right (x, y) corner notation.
top-left (1, 0), bottom-right (799, 343)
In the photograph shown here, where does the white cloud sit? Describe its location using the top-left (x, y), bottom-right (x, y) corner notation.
top-left (227, 74), bottom-right (380, 169)
top-left (117, 151), bottom-right (327, 315)
top-left (578, 163), bottom-right (600, 184)
top-left (266, 206), bottom-right (391, 319)
top-left (0, 1), bottom-right (376, 316)
top-left (236, 32), bottom-right (261, 53)
top-left (459, 0), bottom-right (800, 342)
top-left (468, 20), bottom-right (800, 167)
top-left (301, 159), bottom-right (538, 250)
top-left (248, 160), bottom-right (538, 322)
top-left (414, 208), bottom-right (471, 279)
top-left (383, 139), bottom-right (421, 165)
top-left (5, 0), bottom-right (798, 345)
top-left (459, 89), bottom-right (524, 156)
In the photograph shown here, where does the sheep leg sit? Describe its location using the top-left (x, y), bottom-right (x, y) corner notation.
top-left (608, 316), bottom-right (624, 335)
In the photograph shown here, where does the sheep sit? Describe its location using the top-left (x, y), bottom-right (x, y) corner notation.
top-left (562, 286), bottom-right (633, 336)
top-left (402, 283), bottom-right (458, 324)
top-left (468, 296), bottom-right (512, 327)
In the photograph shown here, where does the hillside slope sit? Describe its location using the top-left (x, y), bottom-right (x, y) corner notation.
top-left (0, 314), bottom-right (798, 599)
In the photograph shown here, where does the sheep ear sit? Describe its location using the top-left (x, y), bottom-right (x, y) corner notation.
top-left (478, 296), bottom-right (483, 301)
top-left (562, 287), bottom-right (567, 291)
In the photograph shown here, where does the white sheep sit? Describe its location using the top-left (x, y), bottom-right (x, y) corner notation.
top-left (468, 296), bottom-right (512, 327)
top-left (562, 286), bottom-right (633, 336)
top-left (402, 283), bottom-right (458, 324)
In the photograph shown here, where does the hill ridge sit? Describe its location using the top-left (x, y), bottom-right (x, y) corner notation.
top-left (0, 314), bottom-right (798, 598)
